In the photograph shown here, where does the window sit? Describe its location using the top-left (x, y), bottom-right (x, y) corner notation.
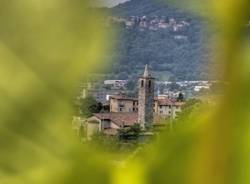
top-left (148, 80), bottom-right (151, 88)
top-left (101, 120), bottom-right (111, 130)
top-left (119, 102), bottom-right (125, 108)
top-left (141, 80), bottom-right (144, 87)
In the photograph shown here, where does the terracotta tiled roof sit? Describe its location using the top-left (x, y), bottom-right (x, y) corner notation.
top-left (157, 98), bottom-right (174, 106)
top-left (156, 97), bottom-right (185, 106)
top-left (93, 113), bottom-right (138, 127)
top-left (93, 112), bottom-right (165, 127)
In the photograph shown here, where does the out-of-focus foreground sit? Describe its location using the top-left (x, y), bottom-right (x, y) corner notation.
top-left (0, 0), bottom-right (250, 184)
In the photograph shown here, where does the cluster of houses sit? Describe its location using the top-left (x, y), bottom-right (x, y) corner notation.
top-left (105, 16), bottom-right (190, 33)
top-left (157, 80), bottom-right (213, 94)
top-left (77, 77), bottom-right (215, 108)
top-left (73, 65), bottom-right (184, 139)
top-left (104, 80), bottom-right (128, 89)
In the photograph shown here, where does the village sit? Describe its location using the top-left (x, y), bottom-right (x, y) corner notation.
top-left (104, 15), bottom-right (190, 40)
top-left (77, 74), bottom-right (220, 105)
top-left (72, 65), bottom-right (222, 142)
top-left (106, 15), bottom-right (190, 31)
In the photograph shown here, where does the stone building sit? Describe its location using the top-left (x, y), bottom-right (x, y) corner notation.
top-left (84, 65), bottom-right (184, 138)
top-left (138, 65), bottom-right (155, 128)
top-left (109, 96), bottom-right (138, 113)
top-left (109, 96), bottom-right (183, 119)
top-left (154, 98), bottom-right (183, 119)
top-left (86, 113), bottom-right (138, 139)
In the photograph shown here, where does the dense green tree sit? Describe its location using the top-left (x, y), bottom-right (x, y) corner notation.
top-left (177, 92), bottom-right (185, 102)
top-left (79, 96), bottom-right (103, 117)
top-left (118, 123), bottom-right (142, 141)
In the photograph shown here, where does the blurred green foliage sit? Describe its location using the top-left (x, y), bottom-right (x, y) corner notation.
top-left (0, 0), bottom-right (112, 183)
top-left (1, 0), bottom-right (250, 184)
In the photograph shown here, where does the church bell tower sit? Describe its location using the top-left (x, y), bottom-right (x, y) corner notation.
top-left (138, 65), bottom-right (155, 129)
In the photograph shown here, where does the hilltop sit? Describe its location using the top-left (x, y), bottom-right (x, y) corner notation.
top-left (99, 0), bottom-right (216, 81)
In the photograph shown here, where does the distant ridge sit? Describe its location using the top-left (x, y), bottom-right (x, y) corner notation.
top-left (102, 0), bottom-right (215, 80)
top-left (112, 0), bottom-right (186, 17)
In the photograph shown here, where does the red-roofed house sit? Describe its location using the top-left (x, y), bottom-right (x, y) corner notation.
top-left (86, 113), bottom-right (138, 139)
top-left (86, 112), bottom-right (165, 139)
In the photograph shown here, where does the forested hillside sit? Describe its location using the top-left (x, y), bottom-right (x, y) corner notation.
top-left (101, 0), bottom-right (217, 80)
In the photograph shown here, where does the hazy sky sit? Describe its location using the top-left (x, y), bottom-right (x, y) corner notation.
top-left (92, 0), bottom-right (130, 7)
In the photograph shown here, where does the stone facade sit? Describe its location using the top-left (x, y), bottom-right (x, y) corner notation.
top-left (109, 96), bottom-right (138, 113)
top-left (109, 95), bottom-right (183, 119)
top-left (138, 65), bottom-right (155, 128)
top-left (154, 100), bottom-right (183, 119)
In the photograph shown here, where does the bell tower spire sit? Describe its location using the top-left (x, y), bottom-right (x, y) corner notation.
top-left (138, 65), bottom-right (155, 129)
top-left (143, 64), bottom-right (149, 77)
